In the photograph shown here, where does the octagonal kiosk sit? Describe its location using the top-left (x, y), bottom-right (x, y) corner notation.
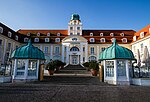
top-left (11, 40), bottom-right (45, 82)
top-left (99, 39), bottom-right (135, 85)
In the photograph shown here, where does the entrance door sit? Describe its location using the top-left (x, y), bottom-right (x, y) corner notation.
top-left (72, 56), bottom-right (78, 65)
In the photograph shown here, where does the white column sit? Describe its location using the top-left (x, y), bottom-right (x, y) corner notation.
top-left (80, 44), bottom-right (83, 63)
top-left (103, 60), bottom-right (106, 82)
top-left (24, 59), bottom-right (29, 79)
top-left (13, 59), bottom-right (18, 79)
top-left (50, 45), bottom-right (53, 60)
top-left (62, 45), bottom-right (65, 62)
top-left (114, 60), bottom-right (117, 85)
top-left (85, 43), bottom-right (88, 62)
top-left (97, 46), bottom-right (99, 61)
top-left (126, 60), bottom-right (129, 81)
top-left (66, 46), bottom-right (69, 64)
top-left (36, 60), bottom-right (40, 79)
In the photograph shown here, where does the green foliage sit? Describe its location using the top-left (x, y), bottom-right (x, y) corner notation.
top-left (89, 61), bottom-right (99, 71)
top-left (83, 62), bottom-right (89, 67)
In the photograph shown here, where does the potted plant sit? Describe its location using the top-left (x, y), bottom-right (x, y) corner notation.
top-left (53, 60), bottom-right (66, 72)
top-left (45, 61), bottom-right (56, 75)
top-left (89, 61), bottom-right (99, 76)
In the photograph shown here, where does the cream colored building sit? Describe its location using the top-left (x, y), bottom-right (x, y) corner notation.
top-left (0, 14), bottom-right (135, 67)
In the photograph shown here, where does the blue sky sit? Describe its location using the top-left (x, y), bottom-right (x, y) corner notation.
top-left (0, 0), bottom-right (150, 31)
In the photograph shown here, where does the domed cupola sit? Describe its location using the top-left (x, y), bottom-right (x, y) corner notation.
top-left (71, 14), bottom-right (80, 20)
top-left (11, 40), bottom-right (45, 60)
top-left (99, 39), bottom-right (135, 60)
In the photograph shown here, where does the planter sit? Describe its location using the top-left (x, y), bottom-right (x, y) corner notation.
top-left (91, 69), bottom-right (98, 76)
top-left (48, 70), bottom-right (54, 75)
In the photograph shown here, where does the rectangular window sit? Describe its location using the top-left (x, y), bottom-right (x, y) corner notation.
top-left (55, 38), bottom-right (60, 42)
top-left (55, 46), bottom-right (60, 54)
top-left (64, 57), bottom-right (66, 62)
top-left (34, 38), bottom-right (39, 42)
top-left (77, 33), bottom-right (80, 35)
top-left (64, 46), bottom-right (66, 52)
top-left (117, 60), bottom-right (126, 76)
top-left (83, 57), bottom-right (85, 62)
top-left (77, 27), bottom-right (80, 30)
top-left (90, 47), bottom-right (94, 54)
top-left (70, 27), bottom-right (73, 30)
top-left (8, 43), bottom-right (11, 51)
top-left (83, 47), bottom-right (85, 52)
top-left (101, 47), bottom-right (105, 51)
top-left (44, 47), bottom-right (48, 53)
top-left (70, 33), bottom-right (73, 35)
top-left (141, 43), bottom-right (143, 53)
top-left (106, 61), bottom-right (114, 77)
top-left (0, 39), bottom-right (2, 46)
top-left (28, 60), bottom-right (37, 76)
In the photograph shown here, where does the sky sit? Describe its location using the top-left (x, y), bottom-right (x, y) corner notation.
top-left (0, 0), bottom-right (150, 31)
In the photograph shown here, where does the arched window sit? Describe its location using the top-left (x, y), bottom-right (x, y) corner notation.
top-left (70, 47), bottom-right (79, 51)
top-left (72, 38), bottom-right (77, 41)
top-left (89, 56), bottom-right (97, 61)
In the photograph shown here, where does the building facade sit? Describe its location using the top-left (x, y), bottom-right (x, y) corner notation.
top-left (0, 14), bottom-right (136, 67)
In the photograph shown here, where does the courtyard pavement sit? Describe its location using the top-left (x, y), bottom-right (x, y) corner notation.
top-left (0, 75), bottom-right (150, 102)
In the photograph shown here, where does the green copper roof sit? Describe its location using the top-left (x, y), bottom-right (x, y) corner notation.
top-left (11, 40), bottom-right (45, 60)
top-left (99, 39), bottom-right (135, 60)
top-left (71, 14), bottom-right (80, 20)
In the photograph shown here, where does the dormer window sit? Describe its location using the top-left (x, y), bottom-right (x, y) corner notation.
top-left (100, 38), bottom-right (106, 42)
top-left (140, 32), bottom-right (144, 38)
top-left (15, 35), bottom-right (18, 40)
top-left (110, 33), bottom-right (114, 36)
top-left (133, 36), bottom-right (136, 41)
top-left (111, 38), bottom-right (115, 42)
top-left (57, 33), bottom-right (60, 36)
top-left (90, 33), bottom-right (93, 36)
top-left (0, 27), bottom-right (3, 33)
top-left (45, 38), bottom-right (49, 42)
top-left (55, 38), bottom-right (60, 42)
top-left (37, 32), bottom-right (40, 36)
top-left (72, 38), bottom-right (77, 41)
top-left (100, 33), bottom-right (103, 36)
top-left (34, 38), bottom-right (39, 42)
top-left (47, 33), bottom-right (50, 36)
top-left (8, 31), bottom-right (12, 37)
top-left (120, 33), bottom-right (124, 36)
top-left (90, 38), bottom-right (95, 42)
top-left (27, 32), bottom-right (30, 36)
top-left (122, 38), bottom-right (127, 43)
top-left (24, 38), bottom-right (29, 42)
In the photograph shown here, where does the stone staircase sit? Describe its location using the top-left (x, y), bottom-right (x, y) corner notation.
top-left (64, 64), bottom-right (86, 70)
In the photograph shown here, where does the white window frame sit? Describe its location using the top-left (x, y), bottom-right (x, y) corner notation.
top-left (100, 38), bottom-right (106, 42)
top-left (90, 47), bottom-right (94, 54)
top-left (8, 31), bottom-right (12, 37)
top-left (110, 33), bottom-right (114, 36)
top-left (15, 35), bottom-right (18, 40)
top-left (37, 32), bottom-right (40, 36)
top-left (111, 38), bottom-right (115, 42)
top-left (72, 38), bottom-right (78, 41)
top-left (90, 32), bottom-right (93, 36)
top-left (34, 38), bottom-right (39, 42)
top-left (120, 33), bottom-right (124, 36)
top-left (122, 38), bottom-right (127, 43)
top-left (27, 32), bottom-right (30, 36)
top-left (90, 38), bottom-right (95, 42)
top-left (47, 33), bottom-right (50, 36)
top-left (77, 32), bottom-right (80, 35)
top-left (100, 33), bottom-right (103, 36)
top-left (57, 33), bottom-right (60, 36)
top-left (70, 27), bottom-right (73, 30)
top-left (55, 38), bottom-right (60, 42)
top-left (140, 32), bottom-right (144, 38)
top-left (55, 46), bottom-right (60, 54)
top-left (24, 37), bottom-right (29, 42)
top-left (45, 38), bottom-right (49, 42)
top-left (0, 27), bottom-right (3, 33)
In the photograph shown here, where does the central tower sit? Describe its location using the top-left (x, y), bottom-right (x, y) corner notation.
top-left (68, 14), bottom-right (82, 35)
